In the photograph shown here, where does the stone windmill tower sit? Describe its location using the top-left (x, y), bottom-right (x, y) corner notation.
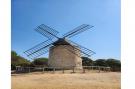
top-left (24, 24), bottom-right (95, 69)
top-left (48, 38), bottom-right (82, 69)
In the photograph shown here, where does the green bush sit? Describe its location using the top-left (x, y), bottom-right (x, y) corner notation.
top-left (11, 51), bottom-right (30, 70)
top-left (11, 51), bottom-right (121, 72)
top-left (106, 59), bottom-right (121, 71)
top-left (94, 59), bottom-right (107, 66)
top-left (82, 57), bottom-right (93, 66)
top-left (32, 57), bottom-right (48, 66)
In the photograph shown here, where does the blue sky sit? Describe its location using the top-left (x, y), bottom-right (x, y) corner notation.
top-left (11, 0), bottom-right (120, 60)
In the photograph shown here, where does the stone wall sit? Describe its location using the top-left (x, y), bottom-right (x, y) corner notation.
top-left (48, 45), bottom-right (82, 69)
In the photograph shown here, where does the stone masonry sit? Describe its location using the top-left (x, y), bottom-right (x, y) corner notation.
top-left (48, 45), bottom-right (82, 69)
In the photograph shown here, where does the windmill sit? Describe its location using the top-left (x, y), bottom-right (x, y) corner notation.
top-left (24, 24), bottom-right (95, 69)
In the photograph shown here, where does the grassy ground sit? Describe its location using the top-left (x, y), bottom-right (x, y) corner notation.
top-left (12, 72), bottom-right (121, 89)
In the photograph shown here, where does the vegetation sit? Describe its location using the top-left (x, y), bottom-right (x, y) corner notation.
top-left (82, 57), bottom-right (121, 71)
top-left (94, 59), bottom-right (107, 66)
top-left (82, 57), bottom-right (93, 66)
top-left (11, 51), bottom-right (121, 71)
top-left (11, 51), bottom-right (48, 70)
top-left (31, 57), bottom-right (48, 66)
top-left (106, 58), bottom-right (121, 71)
top-left (11, 51), bottom-right (30, 70)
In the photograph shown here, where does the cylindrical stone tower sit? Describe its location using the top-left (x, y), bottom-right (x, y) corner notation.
top-left (48, 39), bottom-right (82, 69)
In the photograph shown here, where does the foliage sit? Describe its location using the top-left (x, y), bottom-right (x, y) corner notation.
top-left (32, 57), bottom-right (48, 66)
top-left (94, 59), bottom-right (107, 66)
top-left (106, 58), bottom-right (121, 71)
top-left (82, 57), bottom-right (93, 66)
top-left (11, 51), bottom-right (30, 70)
top-left (11, 50), bottom-right (121, 72)
top-left (82, 57), bottom-right (121, 72)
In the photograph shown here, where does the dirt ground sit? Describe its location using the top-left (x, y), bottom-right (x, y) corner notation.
top-left (12, 72), bottom-right (121, 89)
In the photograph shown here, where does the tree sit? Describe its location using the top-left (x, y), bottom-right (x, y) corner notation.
top-left (94, 59), bottom-right (107, 66)
top-left (11, 51), bottom-right (30, 70)
top-left (11, 51), bottom-right (18, 63)
top-left (106, 58), bottom-right (121, 71)
top-left (82, 57), bottom-right (93, 66)
top-left (11, 51), bottom-right (19, 70)
top-left (17, 56), bottom-right (31, 66)
top-left (11, 51), bottom-right (17, 58)
top-left (32, 57), bottom-right (48, 66)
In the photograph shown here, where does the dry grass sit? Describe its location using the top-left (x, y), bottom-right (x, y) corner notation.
top-left (12, 72), bottom-right (120, 89)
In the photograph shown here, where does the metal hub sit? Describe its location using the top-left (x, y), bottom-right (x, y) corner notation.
top-left (53, 38), bottom-right (70, 46)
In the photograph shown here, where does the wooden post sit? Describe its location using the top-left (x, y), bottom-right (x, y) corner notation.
top-left (46, 67), bottom-right (48, 73)
top-left (83, 68), bottom-right (85, 73)
top-left (72, 67), bottom-right (75, 73)
top-left (62, 68), bottom-right (64, 73)
top-left (104, 67), bottom-right (106, 72)
top-left (43, 67), bottom-right (44, 73)
top-left (108, 67), bottom-right (111, 72)
top-left (107, 68), bottom-right (109, 72)
top-left (98, 66), bottom-right (100, 73)
top-left (53, 68), bottom-right (55, 74)
top-left (29, 67), bottom-right (30, 73)
top-left (16, 67), bottom-right (18, 72)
